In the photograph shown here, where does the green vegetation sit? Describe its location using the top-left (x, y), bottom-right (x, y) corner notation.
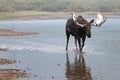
top-left (0, 0), bottom-right (120, 12)
top-left (0, 11), bottom-right (67, 19)
top-left (0, 0), bottom-right (119, 19)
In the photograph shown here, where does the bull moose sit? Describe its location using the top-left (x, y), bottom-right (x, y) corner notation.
top-left (65, 13), bottom-right (106, 52)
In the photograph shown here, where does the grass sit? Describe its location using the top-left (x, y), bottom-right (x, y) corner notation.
top-left (0, 11), bottom-right (52, 19)
top-left (0, 11), bottom-right (120, 20)
top-left (0, 11), bottom-right (71, 19)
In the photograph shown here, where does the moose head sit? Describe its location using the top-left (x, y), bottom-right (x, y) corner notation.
top-left (72, 13), bottom-right (106, 38)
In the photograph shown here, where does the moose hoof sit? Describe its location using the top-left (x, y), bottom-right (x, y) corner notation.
top-left (66, 48), bottom-right (68, 51)
top-left (80, 48), bottom-right (82, 52)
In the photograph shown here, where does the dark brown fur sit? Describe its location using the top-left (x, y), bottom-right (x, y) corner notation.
top-left (65, 16), bottom-right (94, 51)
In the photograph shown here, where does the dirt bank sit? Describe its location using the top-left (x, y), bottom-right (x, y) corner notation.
top-left (0, 58), bottom-right (16, 65)
top-left (0, 58), bottom-right (28, 80)
top-left (0, 69), bottom-right (28, 80)
top-left (0, 29), bottom-right (38, 36)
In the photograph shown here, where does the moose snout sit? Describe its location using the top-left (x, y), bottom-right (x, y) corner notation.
top-left (86, 34), bottom-right (91, 38)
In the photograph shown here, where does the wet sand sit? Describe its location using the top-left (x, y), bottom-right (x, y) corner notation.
top-left (0, 69), bottom-right (28, 80)
top-left (0, 58), bottom-right (16, 65)
top-left (0, 48), bottom-right (7, 51)
top-left (0, 29), bottom-right (38, 36)
top-left (0, 58), bottom-right (28, 80)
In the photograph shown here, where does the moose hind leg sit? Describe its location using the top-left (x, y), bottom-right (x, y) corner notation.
top-left (78, 38), bottom-right (82, 52)
top-left (74, 36), bottom-right (78, 50)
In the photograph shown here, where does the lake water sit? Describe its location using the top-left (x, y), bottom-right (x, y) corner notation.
top-left (0, 18), bottom-right (120, 80)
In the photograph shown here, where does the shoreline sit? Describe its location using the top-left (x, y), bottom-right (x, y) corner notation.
top-left (0, 14), bottom-right (120, 21)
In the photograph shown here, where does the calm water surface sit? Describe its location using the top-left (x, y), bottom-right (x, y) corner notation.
top-left (0, 18), bottom-right (120, 80)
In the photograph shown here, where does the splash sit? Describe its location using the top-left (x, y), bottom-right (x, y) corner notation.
top-left (0, 42), bottom-right (66, 53)
top-left (0, 41), bottom-right (103, 55)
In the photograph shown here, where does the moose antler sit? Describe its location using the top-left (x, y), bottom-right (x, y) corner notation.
top-left (71, 13), bottom-right (85, 27)
top-left (92, 13), bottom-right (106, 27)
top-left (71, 13), bottom-right (76, 22)
top-left (72, 13), bottom-right (106, 27)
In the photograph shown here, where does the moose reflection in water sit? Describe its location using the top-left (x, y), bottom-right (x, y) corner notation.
top-left (65, 52), bottom-right (92, 80)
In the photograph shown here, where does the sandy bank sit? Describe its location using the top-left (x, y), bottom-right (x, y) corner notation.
top-left (0, 58), bottom-right (28, 80)
top-left (0, 69), bottom-right (28, 80)
top-left (0, 58), bottom-right (16, 65)
top-left (0, 29), bottom-right (38, 36)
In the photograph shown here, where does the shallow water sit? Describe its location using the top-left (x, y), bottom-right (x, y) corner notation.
top-left (0, 18), bottom-right (120, 80)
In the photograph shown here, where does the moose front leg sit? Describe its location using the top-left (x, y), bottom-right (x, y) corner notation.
top-left (78, 38), bottom-right (82, 52)
top-left (81, 36), bottom-right (86, 51)
top-left (66, 33), bottom-right (70, 50)
top-left (74, 36), bottom-right (78, 50)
